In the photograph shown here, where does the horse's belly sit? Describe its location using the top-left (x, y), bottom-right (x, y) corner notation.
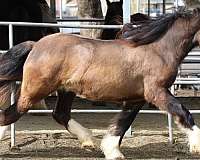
top-left (76, 77), bottom-right (144, 102)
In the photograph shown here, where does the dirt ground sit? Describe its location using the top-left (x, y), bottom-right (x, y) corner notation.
top-left (0, 89), bottom-right (200, 159)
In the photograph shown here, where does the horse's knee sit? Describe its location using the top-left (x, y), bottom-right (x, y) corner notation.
top-left (145, 87), bottom-right (195, 129)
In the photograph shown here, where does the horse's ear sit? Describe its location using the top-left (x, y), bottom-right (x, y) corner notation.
top-left (106, 0), bottom-right (111, 6)
top-left (120, 0), bottom-right (123, 5)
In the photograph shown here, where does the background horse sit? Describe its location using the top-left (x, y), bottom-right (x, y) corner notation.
top-left (0, 0), bottom-right (59, 50)
top-left (1, 8), bottom-right (200, 159)
top-left (101, 0), bottom-right (150, 40)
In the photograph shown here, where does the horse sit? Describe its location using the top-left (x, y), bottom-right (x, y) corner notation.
top-left (1, 8), bottom-right (200, 159)
top-left (101, 0), bottom-right (150, 40)
top-left (0, 0), bottom-right (59, 50)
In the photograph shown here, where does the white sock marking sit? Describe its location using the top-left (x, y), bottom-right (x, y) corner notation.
top-left (101, 134), bottom-right (124, 159)
top-left (68, 119), bottom-right (94, 146)
top-left (0, 125), bottom-right (9, 140)
top-left (187, 125), bottom-right (200, 153)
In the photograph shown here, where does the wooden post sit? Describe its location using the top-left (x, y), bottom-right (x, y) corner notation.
top-left (163, 0), bottom-right (166, 14)
top-left (148, 0), bottom-right (150, 16)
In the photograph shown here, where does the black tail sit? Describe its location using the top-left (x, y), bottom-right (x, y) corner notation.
top-left (0, 41), bottom-right (35, 108)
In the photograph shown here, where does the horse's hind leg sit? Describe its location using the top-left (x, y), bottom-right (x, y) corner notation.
top-left (145, 87), bottom-right (200, 154)
top-left (0, 97), bottom-right (30, 126)
top-left (101, 104), bottom-right (143, 160)
top-left (0, 84), bottom-right (20, 139)
top-left (52, 89), bottom-right (95, 148)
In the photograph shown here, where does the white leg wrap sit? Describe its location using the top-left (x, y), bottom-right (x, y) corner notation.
top-left (101, 134), bottom-right (124, 160)
top-left (187, 125), bottom-right (200, 153)
top-left (68, 119), bottom-right (94, 147)
top-left (0, 125), bottom-right (9, 140)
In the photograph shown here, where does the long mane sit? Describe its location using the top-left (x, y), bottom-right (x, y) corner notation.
top-left (122, 10), bottom-right (193, 46)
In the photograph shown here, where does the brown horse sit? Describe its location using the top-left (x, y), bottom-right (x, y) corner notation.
top-left (1, 9), bottom-right (200, 159)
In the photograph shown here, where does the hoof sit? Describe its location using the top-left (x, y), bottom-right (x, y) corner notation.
top-left (113, 157), bottom-right (125, 160)
top-left (103, 149), bottom-right (125, 160)
top-left (190, 145), bottom-right (200, 154)
top-left (81, 140), bottom-right (95, 149)
top-left (188, 126), bottom-right (200, 154)
top-left (81, 136), bottom-right (100, 149)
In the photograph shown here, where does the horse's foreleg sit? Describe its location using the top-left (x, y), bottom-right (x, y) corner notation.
top-left (145, 87), bottom-right (200, 154)
top-left (52, 89), bottom-right (95, 148)
top-left (101, 105), bottom-right (143, 160)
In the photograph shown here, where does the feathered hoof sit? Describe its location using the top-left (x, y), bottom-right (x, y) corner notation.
top-left (101, 135), bottom-right (125, 160)
top-left (188, 126), bottom-right (200, 154)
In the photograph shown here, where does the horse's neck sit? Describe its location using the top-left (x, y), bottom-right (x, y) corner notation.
top-left (157, 24), bottom-right (194, 65)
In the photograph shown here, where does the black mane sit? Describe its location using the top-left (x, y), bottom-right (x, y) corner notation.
top-left (122, 10), bottom-right (193, 46)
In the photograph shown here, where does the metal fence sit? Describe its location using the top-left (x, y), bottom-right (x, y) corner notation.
top-left (0, 21), bottom-right (199, 148)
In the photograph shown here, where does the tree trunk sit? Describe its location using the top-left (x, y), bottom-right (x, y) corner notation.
top-left (77, 0), bottom-right (103, 39)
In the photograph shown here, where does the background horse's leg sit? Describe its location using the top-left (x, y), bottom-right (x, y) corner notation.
top-left (101, 104), bottom-right (143, 160)
top-left (52, 89), bottom-right (95, 148)
top-left (145, 87), bottom-right (200, 154)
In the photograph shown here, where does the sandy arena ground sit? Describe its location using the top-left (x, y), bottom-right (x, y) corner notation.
top-left (0, 89), bottom-right (200, 159)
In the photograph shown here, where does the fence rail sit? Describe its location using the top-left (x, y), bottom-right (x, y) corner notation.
top-left (0, 21), bottom-right (123, 29)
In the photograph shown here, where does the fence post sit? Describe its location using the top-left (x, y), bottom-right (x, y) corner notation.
top-left (9, 24), bottom-right (16, 148)
top-left (123, 0), bottom-right (131, 24)
top-left (59, 0), bottom-right (63, 19)
top-left (123, 0), bottom-right (132, 137)
top-left (168, 85), bottom-right (175, 144)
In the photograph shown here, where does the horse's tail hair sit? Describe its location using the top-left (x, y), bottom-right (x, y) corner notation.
top-left (0, 41), bottom-right (35, 108)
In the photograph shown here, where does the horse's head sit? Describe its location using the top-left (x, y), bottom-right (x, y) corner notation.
top-left (101, 0), bottom-right (123, 40)
top-left (105, 0), bottom-right (123, 23)
top-left (190, 8), bottom-right (200, 32)
top-left (177, 8), bottom-right (200, 35)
